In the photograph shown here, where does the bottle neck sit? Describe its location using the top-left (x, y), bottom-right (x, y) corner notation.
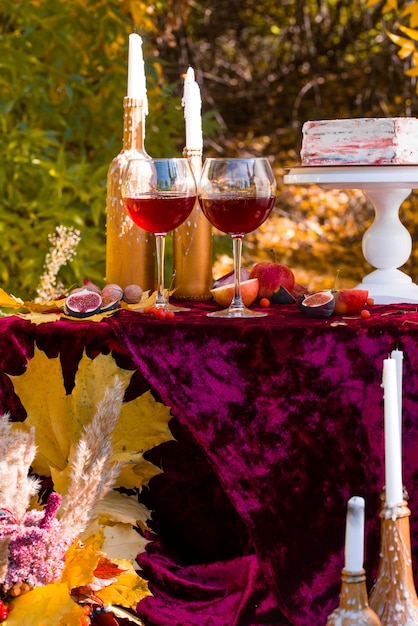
top-left (339, 569), bottom-right (369, 608)
top-left (122, 96), bottom-right (148, 156)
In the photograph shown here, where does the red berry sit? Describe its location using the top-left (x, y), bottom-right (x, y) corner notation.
top-left (259, 297), bottom-right (270, 308)
top-left (361, 309), bottom-right (371, 319)
top-left (80, 615), bottom-right (91, 626)
top-left (165, 310), bottom-right (175, 320)
top-left (0, 607), bottom-right (8, 622)
top-left (154, 308), bottom-right (166, 320)
top-left (366, 297), bottom-right (374, 306)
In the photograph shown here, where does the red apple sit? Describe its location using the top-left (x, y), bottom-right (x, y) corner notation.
top-left (249, 262), bottom-right (295, 299)
top-left (333, 289), bottom-right (369, 315)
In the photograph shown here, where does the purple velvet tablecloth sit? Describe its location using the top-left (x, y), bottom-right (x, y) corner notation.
top-left (1, 302), bottom-right (418, 625)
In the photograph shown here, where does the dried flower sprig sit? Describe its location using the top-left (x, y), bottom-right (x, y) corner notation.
top-left (35, 225), bottom-right (81, 302)
top-left (59, 378), bottom-right (125, 537)
top-left (0, 416), bottom-right (40, 523)
top-left (0, 378), bottom-right (125, 595)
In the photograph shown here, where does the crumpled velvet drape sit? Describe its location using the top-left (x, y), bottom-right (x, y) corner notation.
top-left (1, 302), bottom-right (418, 625)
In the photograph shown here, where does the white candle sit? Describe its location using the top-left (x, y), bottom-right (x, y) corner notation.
top-left (391, 348), bottom-right (403, 434)
top-left (182, 66), bottom-right (203, 150)
top-left (383, 358), bottom-right (403, 507)
top-left (127, 33), bottom-right (149, 115)
top-left (344, 496), bottom-right (365, 572)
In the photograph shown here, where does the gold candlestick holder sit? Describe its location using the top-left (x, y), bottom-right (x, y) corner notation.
top-left (172, 147), bottom-right (213, 300)
top-left (369, 499), bottom-right (418, 625)
top-left (326, 569), bottom-right (381, 625)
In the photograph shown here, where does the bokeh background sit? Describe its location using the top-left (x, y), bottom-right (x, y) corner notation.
top-left (2, 0), bottom-right (418, 298)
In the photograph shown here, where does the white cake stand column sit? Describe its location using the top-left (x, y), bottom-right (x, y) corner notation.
top-left (359, 187), bottom-right (417, 302)
top-left (283, 166), bottom-right (418, 304)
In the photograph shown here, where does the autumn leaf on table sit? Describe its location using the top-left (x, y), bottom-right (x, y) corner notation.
top-left (95, 558), bottom-right (150, 610)
top-left (8, 347), bottom-right (174, 493)
top-left (4, 581), bottom-right (85, 626)
top-left (81, 491), bottom-right (150, 561)
top-left (65, 534), bottom-right (150, 611)
top-left (0, 288), bottom-right (24, 309)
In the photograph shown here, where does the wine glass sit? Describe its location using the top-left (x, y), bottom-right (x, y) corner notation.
top-left (121, 157), bottom-right (197, 311)
top-left (199, 157), bottom-right (277, 318)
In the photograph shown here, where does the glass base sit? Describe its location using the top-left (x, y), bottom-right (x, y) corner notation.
top-left (154, 301), bottom-right (191, 313)
top-left (166, 302), bottom-right (191, 313)
top-left (207, 306), bottom-right (268, 318)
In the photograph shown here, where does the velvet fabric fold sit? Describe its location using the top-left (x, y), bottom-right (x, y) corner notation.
top-left (1, 304), bottom-right (418, 625)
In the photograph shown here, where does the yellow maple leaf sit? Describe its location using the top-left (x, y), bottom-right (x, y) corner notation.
top-left (399, 23), bottom-right (418, 42)
top-left (0, 288), bottom-right (24, 309)
top-left (95, 559), bottom-right (150, 609)
top-left (62, 536), bottom-right (102, 590)
top-left (62, 535), bottom-right (150, 609)
top-left (387, 31), bottom-right (416, 58)
top-left (5, 582), bottom-right (84, 626)
top-left (17, 311), bottom-right (63, 325)
top-left (8, 347), bottom-right (174, 493)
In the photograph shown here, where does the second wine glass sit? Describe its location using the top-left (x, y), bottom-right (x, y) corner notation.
top-left (121, 157), bottom-right (197, 311)
top-left (199, 157), bottom-right (277, 318)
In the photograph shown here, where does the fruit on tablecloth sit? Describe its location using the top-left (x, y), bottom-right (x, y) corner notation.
top-left (123, 284), bottom-right (143, 304)
top-left (65, 288), bottom-right (102, 317)
top-left (259, 297), bottom-right (271, 308)
top-left (101, 284), bottom-right (124, 311)
top-left (299, 291), bottom-right (335, 318)
top-left (211, 278), bottom-right (259, 307)
top-left (270, 285), bottom-right (297, 304)
top-left (249, 262), bottom-right (295, 299)
top-left (333, 289), bottom-right (369, 315)
top-left (82, 279), bottom-right (102, 294)
top-left (101, 284), bottom-right (124, 302)
top-left (212, 268), bottom-right (251, 289)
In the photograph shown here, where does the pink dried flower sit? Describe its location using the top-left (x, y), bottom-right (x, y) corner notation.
top-left (0, 493), bottom-right (70, 590)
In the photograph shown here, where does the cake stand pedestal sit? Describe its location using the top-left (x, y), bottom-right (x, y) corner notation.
top-left (283, 165), bottom-right (418, 304)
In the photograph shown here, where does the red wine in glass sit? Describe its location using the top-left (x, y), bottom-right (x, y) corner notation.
top-left (199, 157), bottom-right (277, 318)
top-left (124, 195), bottom-right (196, 234)
top-left (122, 158), bottom-right (197, 311)
top-left (199, 196), bottom-right (275, 235)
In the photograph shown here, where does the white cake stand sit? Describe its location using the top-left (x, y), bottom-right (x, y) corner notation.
top-left (283, 165), bottom-right (418, 304)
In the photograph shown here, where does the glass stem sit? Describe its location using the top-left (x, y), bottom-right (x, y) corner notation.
top-left (155, 234), bottom-right (167, 308)
top-left (230, 235), bottom-right (244, 310)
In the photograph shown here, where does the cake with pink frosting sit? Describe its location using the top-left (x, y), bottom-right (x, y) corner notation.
top-left (301, 118), bottom-right (418, 165)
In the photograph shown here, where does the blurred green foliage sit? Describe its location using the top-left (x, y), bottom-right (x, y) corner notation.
top-left (0, 0), bottom-right (189, 298)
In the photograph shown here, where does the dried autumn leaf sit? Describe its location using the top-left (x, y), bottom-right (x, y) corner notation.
top-left (8, 348), bottom-right (174, 492)
top-left (17, 311), bottom-right (62, 325)
top-left (94, 556), bottom-right (125, 580)
top-left (81, 492), bottom-right (149, 561)
top-left (95, 559), bottom-right (150, 609)
top-left (5, 582), bottom-right (84, 626)
top-left (0, 288), bottom-right (24, 309)
top-left (99, 522), bottom-right (148, 562)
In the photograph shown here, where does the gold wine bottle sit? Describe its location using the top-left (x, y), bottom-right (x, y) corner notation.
top-left (369, 499), bottom-right (418, 625)
top-left (105, 96), bottom-right (155, 291)
top-left (327, 569), bottom-right (381, 625)
top-left (172, 147), bottom-right (213, 300)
